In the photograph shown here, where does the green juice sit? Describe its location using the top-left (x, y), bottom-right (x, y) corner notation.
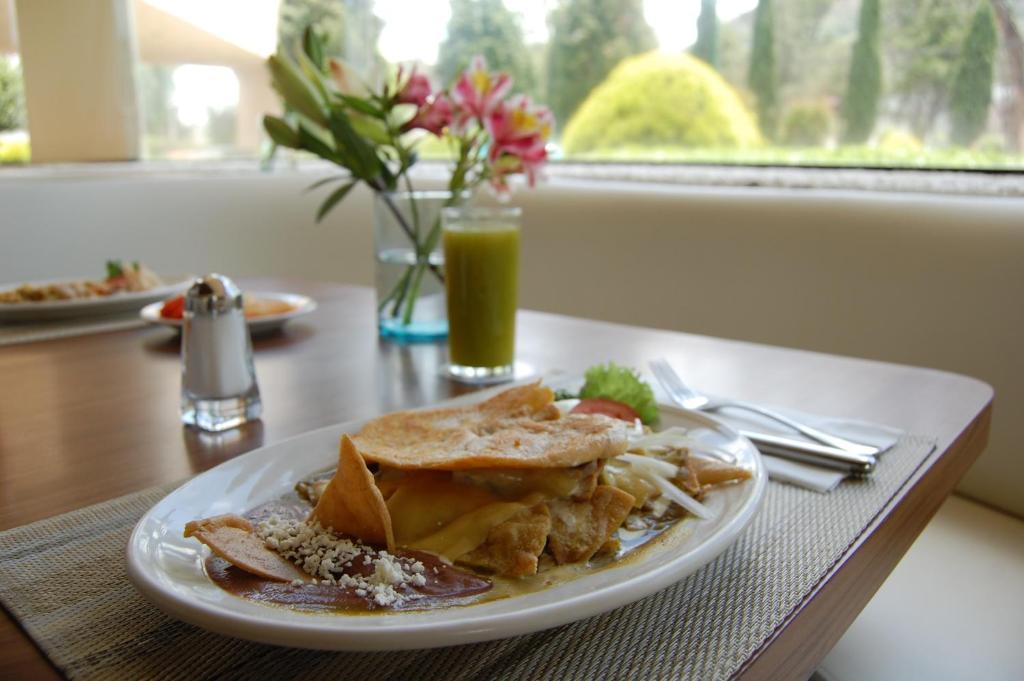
top-left (443, 223), bottom-right (520, 368)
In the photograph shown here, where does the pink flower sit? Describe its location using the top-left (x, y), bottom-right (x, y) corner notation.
top-left (396, 67), bottom-right (432, 107)
top-left (451, 56), bottom-right (513, 128)
top-left (404, 94), bottom-right (453, 136)
top-left (485, 96), bottom-right (552, 188)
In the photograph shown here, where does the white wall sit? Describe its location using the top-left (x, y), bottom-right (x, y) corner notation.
top-left (1, 168), bottom-right (1021, 515)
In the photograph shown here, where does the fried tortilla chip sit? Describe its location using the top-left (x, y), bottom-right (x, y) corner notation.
top-left (460, 503), bottom-right (552, 577)
top-left (689, 455), bottom-right (753, 487)
top-left (184, 514), bottom-right (308, 583)
top-left (310, 434), bottom-right (396, 552)
top-left (355, 383), bottom-right (628, 470)
top-left (547, 485), bottom-right (635, 564)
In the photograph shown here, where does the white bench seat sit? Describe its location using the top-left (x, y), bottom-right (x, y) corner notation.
top-left (816, 495), bottom-right (1024, 681)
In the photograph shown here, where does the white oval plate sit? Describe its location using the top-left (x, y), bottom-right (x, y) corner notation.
top-left (126, 401), bottom-right (765, 651)
top-left (140, 292), bottom-right (317, 334)
top-left (0, 275), bottom-right (191, 322)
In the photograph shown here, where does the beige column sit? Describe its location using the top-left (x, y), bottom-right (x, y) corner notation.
top-left (15, 0), bottom-right (140, 162)
top-left (234, 62), bottom-right (279, 153)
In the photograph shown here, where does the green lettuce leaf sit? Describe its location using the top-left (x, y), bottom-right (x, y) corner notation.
top-left (579, 362), bottom-right (659, 424)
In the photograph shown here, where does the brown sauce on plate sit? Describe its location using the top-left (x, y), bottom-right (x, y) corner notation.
top-left (206, 550), bottom-right (492, 613)
top-left (204, 479), bottom-right (689, 614)
top-left (205, 496), bottom-right (492, 613)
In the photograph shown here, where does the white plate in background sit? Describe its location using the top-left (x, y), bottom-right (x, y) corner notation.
top-left (0, 275), bottom-right (191, 322)
top-left (140, 292), bottom-right (316, 334)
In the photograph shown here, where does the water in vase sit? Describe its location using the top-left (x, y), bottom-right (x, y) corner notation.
top-left (376, 247), bottom-right (448, 341)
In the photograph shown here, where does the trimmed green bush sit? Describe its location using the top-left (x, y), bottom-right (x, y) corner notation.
top-left (876, 128), bottom-right (923, 153)
top-left (0, 137), bottom-right (30, 164)
top-left (561, 52), bottom-right (761, 154)
top-left (780, 102), bottom-right (833, 147)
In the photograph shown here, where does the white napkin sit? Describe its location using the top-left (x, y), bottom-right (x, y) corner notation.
top-left (699, 403), bottom-right (903, 493)
top-left (644, 378), bottom-right (902, 493)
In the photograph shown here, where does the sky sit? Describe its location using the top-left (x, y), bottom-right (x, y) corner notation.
top-left (375, 0), bottom-right (760, 64)
top-left (139, 0), bottom-right (761, 129)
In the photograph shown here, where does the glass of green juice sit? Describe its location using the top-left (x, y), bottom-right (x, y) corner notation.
top-left (441, 205), bottom-right (521, 383)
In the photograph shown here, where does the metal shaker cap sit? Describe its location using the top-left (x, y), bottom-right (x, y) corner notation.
top-left (185, 274), bottom-right (243, 315)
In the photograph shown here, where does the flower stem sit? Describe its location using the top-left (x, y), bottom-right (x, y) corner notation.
top-left (378, 191), bottom-right (444, 285)
top-left (402, 260), bottom-right (428, 325)
top-left (378, 263), bottom-right (412, 314)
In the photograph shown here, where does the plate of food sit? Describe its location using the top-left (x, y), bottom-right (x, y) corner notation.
top-left (127, 364), bottom-right (766, 651)
top-left (140, 291), bottom-right (316, 334)
top-left (0, 260), bottom-right (189, 322)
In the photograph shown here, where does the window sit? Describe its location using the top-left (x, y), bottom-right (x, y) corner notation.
top-left (0, 0), bottom-right (27, 165)
top-left (134, 0), bottom-right (279, 159)
top-left (364, 0), bottom-right (1024, 171)
top-left (7, 0), bottom-right (1024, 172)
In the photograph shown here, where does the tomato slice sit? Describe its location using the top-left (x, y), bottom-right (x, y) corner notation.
top-left (160, 294), bottom-right (185, 320)
top-left (570, 398), bottom-right (639, 422)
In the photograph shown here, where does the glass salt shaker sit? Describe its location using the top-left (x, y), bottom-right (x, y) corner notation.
top-left (180, 274), bottom-right (262, 431)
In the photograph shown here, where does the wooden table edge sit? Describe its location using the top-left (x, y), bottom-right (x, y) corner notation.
top-left (734, 398), bottom-right (993, 680)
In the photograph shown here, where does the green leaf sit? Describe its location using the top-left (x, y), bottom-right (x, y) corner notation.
top-left (263, 115), bottom-right (300, 149)
top-left (267, 54), bottom-right (328, 128)
top-left (298, 124), bottom-right (344, 165)
top-left (316, 182), bottom-right (356, 223)
top-left (337, 94), bottom-right (384, 118)
top-left (105, 260), bottom-right (123, 279)
top-left (304, 175), bottom-right (351, 193)
top-left (296, 47), bottom-right (330, 103)
top-left (328, 109), bottom-right (381, 179)
top-left (377, 159), bottom-right (397, 191)
top-left (389, 103), bottom-right (418, 128)
top-left (579, 362), bottom-right (660, 424)
top-left (349, 114), bottom-right (390, 145)
top-left (301, 26), bottom-right (325, 71)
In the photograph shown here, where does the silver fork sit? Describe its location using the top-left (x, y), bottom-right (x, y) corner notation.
top-left (649, 358), bottom-right (881, 457)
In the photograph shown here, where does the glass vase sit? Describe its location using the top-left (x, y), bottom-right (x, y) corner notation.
top-left (374, 191), bottom-right (462, 341)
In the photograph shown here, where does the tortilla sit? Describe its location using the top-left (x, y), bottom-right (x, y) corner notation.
top-left (355, 383), bottom-right (628, 470)
top-left (184, 514), bottom-right (308, 583)
top-left (310, 434), bottom-right (396, 552)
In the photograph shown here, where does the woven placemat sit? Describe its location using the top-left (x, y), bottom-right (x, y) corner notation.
top-left (0, 435), bottom-right (935, 681)
top-left (0, 314), bottom-right (145, 346)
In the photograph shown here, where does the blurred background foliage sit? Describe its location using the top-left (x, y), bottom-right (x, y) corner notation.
top-left (3, 0), bottom-right (1024, 167)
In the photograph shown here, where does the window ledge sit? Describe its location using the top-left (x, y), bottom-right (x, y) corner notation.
top-left (2, 158), bottom-right (1023, 198)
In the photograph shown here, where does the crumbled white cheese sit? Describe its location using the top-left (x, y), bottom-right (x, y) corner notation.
top-left (255, 514), bottom-right (429, 607)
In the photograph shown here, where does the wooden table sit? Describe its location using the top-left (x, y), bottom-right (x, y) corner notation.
top-left (0, 279), bottom-right (992, 680)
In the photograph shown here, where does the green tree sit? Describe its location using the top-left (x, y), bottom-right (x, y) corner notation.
top-left (841, 0), bottom-right (882, 144)
top-left (885, 0), bottom-right (973, 139)
top-left (748, 0), bottom-right (778, 139)
top-left (0, 57), bottom-right (25, 132)
top-left (437, 0), bottom-right (535, 95)
top-left (950, 3), bottom-right (998, 146)
top-left (278, 0), bottom-right (383, 80)
top-left (546, 0), bottom-right (655, 130)
top-left (720, 0), bottom-right (844, 113)
top-left (693, 0), bottom-right (718, 68)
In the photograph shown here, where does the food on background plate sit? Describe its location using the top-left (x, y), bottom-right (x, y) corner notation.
top-left (0, 260), bottom-right (163, 303)
top-left (159, 293), bottom-right (297, 320)
top-left (185, 372), bottom-right (751, 613)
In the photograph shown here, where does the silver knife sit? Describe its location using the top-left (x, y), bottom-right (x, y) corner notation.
top-left (739, 430), bottom-right (877, 476)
